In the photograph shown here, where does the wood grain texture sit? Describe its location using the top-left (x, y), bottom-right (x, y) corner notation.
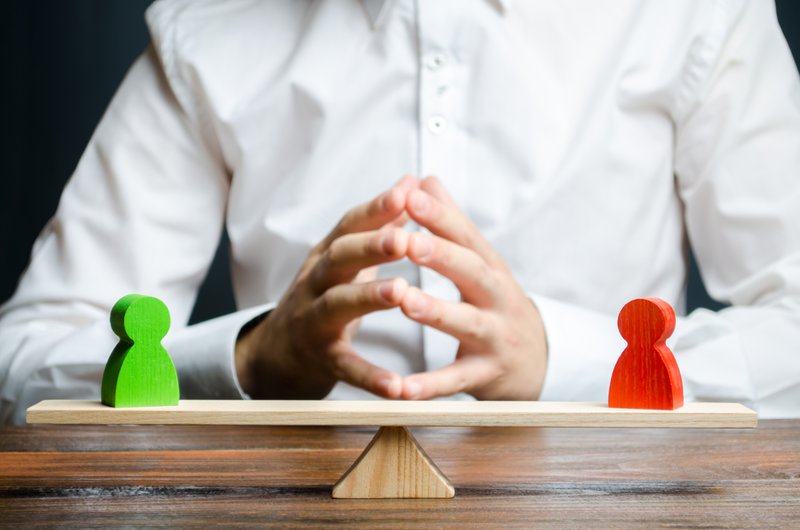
top-left (609, 298), bottom-right (683, 410)
top-left (333, 427), bottom-right (454, 498)
top-left (27, 400), bottom-right (757, 428)
top-left (0, 422), bottom-right (797, 528)
top-left (101, 294), bottom-right (179, 407)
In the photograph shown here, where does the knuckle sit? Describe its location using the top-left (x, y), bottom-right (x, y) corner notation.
top-left (430, 241), bottom-right (447, 267)
top-left (462, 228), bottom-right (476, 249)
top-left (328, 236), bottom-right (346, 264)
top-left (339, 210), bottom-right (356, 231)
top-left (370, 193), bottom-right (387, 215)
top-left (370, 231), bottom-right (387, 256)
top-left (485, 251), bottom-right (510, 274)
top-left (366, 283), bottom-right (386, 307)
top-left (465, 266), bottom-right (488, 294)
top-left (320, 351), bottom-right (346, 382)
top-left (286, 307), bottom-right (307, 334)
top-left (309, 240), bottom-right (326, 258)
top-left (474, 264), bottom-right (498, 294)
top-left (282, 291), bottom-right (306, 323)
top-left (333, 351), bottom-right (367, 387)
top-left (426, 194), bottom-right (441, 214)
top-left (427, 299), bottom-right (444, 326)
top-left (296, 254), bottom-right (319, 281)
top-left (455, 373), bottom-right (469, 393)
top-left (440, 371), bottom-right (469, 396)
top-left (429, 201), bottom-right (445, 225)
top-left (465, 311), bottom-right (489, 343)
top-left (358, 369), bottom-right (375, 391)
top-left (319, 238), bottom-right (352, 285)
top-left (316, 290), bottom-right (335, 317)
top-left (329, 350), bottom-right (349, 379)
top-left (309, 253), bottom-right (332, 289)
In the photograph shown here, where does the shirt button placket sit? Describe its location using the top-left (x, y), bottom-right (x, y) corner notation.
top-left (421, 50), bottom-right (451, 139)
top-left (416, 3), bottom-right (464, 378)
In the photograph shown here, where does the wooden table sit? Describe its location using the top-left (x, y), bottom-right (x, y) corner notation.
top-left (1, 421), bottom-right (798, 527)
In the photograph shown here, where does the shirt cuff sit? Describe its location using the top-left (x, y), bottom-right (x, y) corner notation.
top-left (533, 294), bottom-right (625, 402)
top-left (166, 303), bottom-right (275, 399)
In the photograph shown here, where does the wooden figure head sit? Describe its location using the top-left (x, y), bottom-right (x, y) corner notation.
top-left (110, 294), bottom-right (170, 344)
top-left (617, 297), bottom-right (676, 347)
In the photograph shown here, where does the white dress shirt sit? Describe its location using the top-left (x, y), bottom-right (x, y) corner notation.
top-left (2, 0), bottom-right (799, 424)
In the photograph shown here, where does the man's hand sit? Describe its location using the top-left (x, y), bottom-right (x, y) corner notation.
top-left (399, 176), bottom-right (548, 401)
top-left (235, 177), bottom-right (418, 400)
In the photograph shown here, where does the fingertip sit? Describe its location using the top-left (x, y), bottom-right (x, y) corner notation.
top-left (378, 277), bottom-right (408, 305)
top-left (407, 188), bottom-right (431, 218)
top-left (402, 378), bottom-right (424, 400)
top-left (379, 227), bottom-right (409, 257)
top-left (421, 175), bottom-right (454, 205)
top-left (421, 175), bottom-right (440, 187)
top-left (392, 277), bottom-right (409, 301)
top-left (388, 177), bottom-right (420, 215)
top-left (420, 175), bottom-right (444, 196)
top-left (408, 232), bottom-right (433, 262)
top-left (380, 187), bottom-right (405, 214)
top-left (395, 175), bottom-right (419, 191)
top-left (376, 375), bottom-right (403, 399)
top-left (385, 176), bottom-right (420, 209)
top-left (400, 287), bottom-right (427, 318)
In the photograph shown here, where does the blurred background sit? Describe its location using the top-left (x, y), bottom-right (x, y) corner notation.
top-left (3, 1), bottom-right (800, 323)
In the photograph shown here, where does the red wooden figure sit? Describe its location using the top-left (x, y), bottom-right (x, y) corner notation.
top-left (608, 297), bottom-right (684, 410)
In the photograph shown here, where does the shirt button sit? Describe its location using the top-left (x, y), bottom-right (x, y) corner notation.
top-left (425, 52), bottom-right (447, 71)
top-left (428, 115), bottom-right (447, 134)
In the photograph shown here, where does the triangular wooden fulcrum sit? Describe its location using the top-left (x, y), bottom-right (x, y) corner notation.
top-left (332, 426), bottom-right (455, 498)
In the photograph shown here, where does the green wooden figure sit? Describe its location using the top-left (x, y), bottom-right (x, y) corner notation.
top-left (101, 294), bottom-right (180, 407)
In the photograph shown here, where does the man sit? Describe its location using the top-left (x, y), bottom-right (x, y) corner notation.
top-left (1, 0), bottom-right (799, 424)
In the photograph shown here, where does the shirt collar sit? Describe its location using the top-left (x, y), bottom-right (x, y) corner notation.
top-left (361, 0), bottom-right (512, 29)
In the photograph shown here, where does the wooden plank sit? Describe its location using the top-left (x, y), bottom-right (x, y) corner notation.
top-left (27, 400), bottom-right (756, 428)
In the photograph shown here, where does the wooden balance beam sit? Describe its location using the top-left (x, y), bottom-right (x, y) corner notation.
top-left (27, 400), bottom-right (757, 499)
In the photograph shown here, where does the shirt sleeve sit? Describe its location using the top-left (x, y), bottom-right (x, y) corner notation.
top-left (0, 40), bottom-right (262, 424)
top-left (539, 0), bottom-right (800, 419)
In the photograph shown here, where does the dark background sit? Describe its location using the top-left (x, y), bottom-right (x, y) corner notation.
top-left (3, 1), bottom-right (799, 323)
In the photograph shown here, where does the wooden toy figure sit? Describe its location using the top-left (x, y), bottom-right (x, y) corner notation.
top-left (608, 297), bottom-right (684, 410)
top-left (101, 294), bottom-right (179, 407)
